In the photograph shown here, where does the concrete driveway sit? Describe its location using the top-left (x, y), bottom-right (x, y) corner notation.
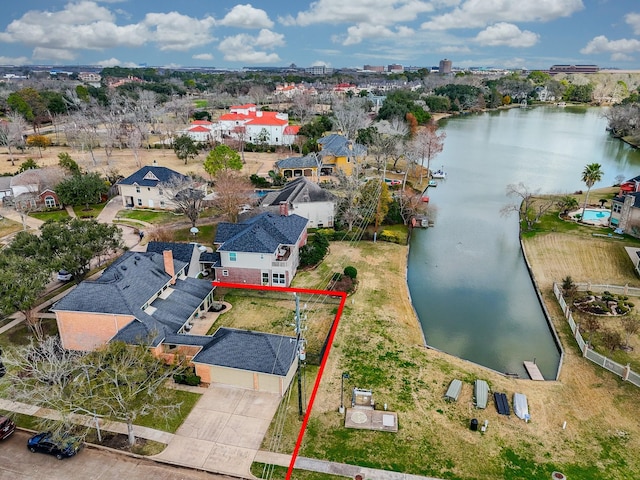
top-left (154, 385), bottom-right (282, 479)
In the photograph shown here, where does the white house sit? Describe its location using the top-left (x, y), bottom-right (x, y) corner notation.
top-left (217, 104), bottom-right (295, 146)
top-left (260, 177), bottom-right (336, 228)
top-left (118, 164), bottom-right (188, 210)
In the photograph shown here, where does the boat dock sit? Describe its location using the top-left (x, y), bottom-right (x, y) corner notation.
top-left (523, 361), bottom-right (544, 381)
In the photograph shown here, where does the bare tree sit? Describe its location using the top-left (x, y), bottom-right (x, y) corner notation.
top-left (406, 123), bottom-right (446, 184)
top-left (290, 93), bottom-right (317, 125)
top-left (397, 189), bottom-right (431, 225)
top-left (621, 314), bottom-right (640, 349)
top-left (0, 111), bottom-right (27, 166)
top-left (211, 170), bottom-right (254, 223)
top-left (160, 175), bottom-right (205, 227)
top-left (332, 97), bottom-right (371, 140)
top-left (500, 183), bottom-right (557, 231)
top-left (334, 170), bottom-right (363, 232)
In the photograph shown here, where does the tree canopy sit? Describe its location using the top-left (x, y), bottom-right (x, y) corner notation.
top-left (55, 172), bottom-right (108, 208)
top-left (203, 144), bottom-right (243, 178)
top-left (173, 135), bottom-right (199, 164)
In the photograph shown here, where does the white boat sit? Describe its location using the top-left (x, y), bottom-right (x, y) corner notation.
top-left (513, 393), bottom-right (530, 421)
top-left (431, 169), bottom-right (447, 179)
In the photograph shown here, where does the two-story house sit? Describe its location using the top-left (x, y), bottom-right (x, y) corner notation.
top-left (260, 177), bottom-right (336, 228)
top-left (52, 250), bottom-right (298, 395)
top-left (118, 164), bottom-right (187, 209)
top-left (213, 212), bottom-right (309, 287)
top-left (317, 133), bottom-right (367, 176)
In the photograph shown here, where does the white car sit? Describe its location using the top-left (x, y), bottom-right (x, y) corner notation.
top-left (57, 270), bottom-right (72, 282)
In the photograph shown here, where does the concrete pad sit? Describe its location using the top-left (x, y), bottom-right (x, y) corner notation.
top-left (234, 390), bottom-right (281, 419)
top-left (201, 443), bottom-right (257, 478)
top-left (217, 414), bottom-right (271, 449)
top-left (197, 384), bottom-right (246, 413)
top-left (154, 436), bottom-right (215, 469)
top-left (176, 409), bottom-right (230, 441)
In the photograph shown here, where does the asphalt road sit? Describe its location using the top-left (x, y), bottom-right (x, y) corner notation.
top-left (0, 430), bottom-right (239, 480)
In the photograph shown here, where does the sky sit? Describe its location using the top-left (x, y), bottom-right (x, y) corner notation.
top-left (1, 1), bottom-right (640, 71)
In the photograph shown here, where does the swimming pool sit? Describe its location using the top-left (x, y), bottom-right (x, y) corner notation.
top-left (582, 209), bottom-right (611, 222)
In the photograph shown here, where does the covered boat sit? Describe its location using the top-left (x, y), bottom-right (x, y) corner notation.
top-left (444, 379), bottom-right (462, 402)
top-left (474, 379), bottom-right (489, 409)
top-left (431, 169), bottom-right (447, 179)
top-left (513, 393), bottom-right (530, 421)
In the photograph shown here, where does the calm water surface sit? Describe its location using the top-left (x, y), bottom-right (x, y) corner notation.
top-left (407, 106), bottom-right (640, 379)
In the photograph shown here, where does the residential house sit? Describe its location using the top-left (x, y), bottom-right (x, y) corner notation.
top-left (6, 167), bottom-right (65, 210)
top-left (183, 120), bottom-right (217, 144)
top-left (146, 241), bottom-right (218, 278)
top-left (317, 133), bottom-right (367, 176)
top-left (213, 212), bottom-right (308, 287)
top-left (610, 191), bottom-right (640, 234)
top-left (118, 164), bottom-right (187, 209)
top-left (260, 177), bottom-right (336, 228)
top-left (52, 250), bottom-right (297, 395)
top-left (274, 154), bottom-right (322, 181)
top-left (217, 104), bottom-right (295, 146)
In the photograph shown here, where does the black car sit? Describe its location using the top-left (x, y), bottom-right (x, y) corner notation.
top-left (27, 432), bottom-right (82, 459)
top-left (0, 416), bottom-right (15, 440)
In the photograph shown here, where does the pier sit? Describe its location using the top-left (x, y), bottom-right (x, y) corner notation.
top-left (523, 361), bottom-right (545, 381)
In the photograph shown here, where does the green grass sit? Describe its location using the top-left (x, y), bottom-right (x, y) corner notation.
top-left (72, 203), bottom-right (107, 218)
top-left (116, 209), bottom-right (181, 224)
top-left (172, 224), bottom-right (215, 242)
top-left (30, 209), bottom-right (70, 222)
top-left (136, 389), bottom-right (201, 433)
top-left (194, 99), bottom-right (208, 109)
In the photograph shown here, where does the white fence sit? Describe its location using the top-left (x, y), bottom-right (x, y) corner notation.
top-left (553, 283), bottom-right (640, 388)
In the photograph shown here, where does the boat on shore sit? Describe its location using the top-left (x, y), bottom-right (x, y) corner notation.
top-left (428, 180), bottom-right (437, 187)
top-left (431, 169), bottom-right (447, 179)
top-left (474, 379), bottom-right (489, 409)
top-left (513, 393), bottom-right (530, 421)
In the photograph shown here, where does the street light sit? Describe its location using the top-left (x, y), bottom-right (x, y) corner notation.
top-left (339, 372), bottom-right (350, 414)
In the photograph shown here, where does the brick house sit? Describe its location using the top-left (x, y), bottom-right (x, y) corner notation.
top-left (213, 212), bottom-right (309, 287)
top-left (51, 249), bottom-right (298, 395)
top-left (6, 167), bottom-right (65, 210)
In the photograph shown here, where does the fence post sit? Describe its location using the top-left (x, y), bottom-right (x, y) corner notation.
top-left (624, 363), bottom-right (631, 381)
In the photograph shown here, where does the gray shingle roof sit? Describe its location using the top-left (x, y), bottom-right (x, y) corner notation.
top-left (192, 327), bottom-right (297, 376)
top-left (317, 133), bottom-right (367, 158)
top-left (119, 165), bottom-right (187, 187)
top-left (275, 154), bottom-right (321, 170)
top-left (215, 212), bottom-right (308, 253)
top-left (261, 177), bottom-right (335, 207)
top-left (146, 241), bottom-right (198, 264)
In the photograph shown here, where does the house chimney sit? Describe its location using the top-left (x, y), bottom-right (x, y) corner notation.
top-left (163, 250), bottom-right (176, 284)
top-left (279, 201), bottom-right (289, 216)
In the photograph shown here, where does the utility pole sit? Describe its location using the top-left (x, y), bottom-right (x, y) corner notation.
top-left (294, 293), bottom-right (305, 418)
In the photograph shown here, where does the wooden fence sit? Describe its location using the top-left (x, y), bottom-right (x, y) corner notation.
top-left (553, 283), bottom-right (640, 388)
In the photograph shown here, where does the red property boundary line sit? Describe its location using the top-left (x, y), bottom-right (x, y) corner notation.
top-left (213, 281), bottom-right (347, 480)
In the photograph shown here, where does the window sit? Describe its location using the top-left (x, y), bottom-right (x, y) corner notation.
top-left (160, 201), bottom-right (165, 207)
top-left (613, 203), bottom-right (622, 213)
top-left (222, 270), bottom-right (229, 277)
top-left (262, 272), bottom-right (269, 285)
top-left (158, 188), bottom-right (163, 195)
top-left (137, 198), bottom-right (142, 206)
top-left (229, 252), bottom-right (237, 262)
top-left (44, 196), bottom-right (56, 208)
top-left (272, 273), bottom-right (286, 285)
top-left (136, 186), bottom-right (141, 193)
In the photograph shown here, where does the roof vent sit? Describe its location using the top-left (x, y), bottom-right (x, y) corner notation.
top-left (134, 255), bottom-right (141, 260)
top-left (121, 265), bottom-right (127, 271)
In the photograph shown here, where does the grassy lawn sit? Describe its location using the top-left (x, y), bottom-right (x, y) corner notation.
top-left (136, 389), bottom-right (201, 433)
top-left (0, 216), bottom-right (23, 237)
top-left (29, 209), bottom-right (69, 222)
top-left (72, 202), bottom-right (107, 218)
top-left (172, 224), bottom-right (216, 242)
top-left (116, 209), bottom-right (182, 224)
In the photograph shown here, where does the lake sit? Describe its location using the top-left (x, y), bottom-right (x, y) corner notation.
top-left (407, 106), bottom-right (640, 379)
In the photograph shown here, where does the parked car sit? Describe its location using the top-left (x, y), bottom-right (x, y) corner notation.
top-left (27, 432), bottom-right (82, 459)
top-left (0, 416), bottom-right (15, 440)
top-left (57, 270), bottom-right (72, 282)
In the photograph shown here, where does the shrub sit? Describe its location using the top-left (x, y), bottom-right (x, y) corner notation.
top-left (332, 272), bottom-right (342, 282)
top-left (173, 373), bottom-right (201, 386)
top-left (344, 266), bottom-right (358, 279)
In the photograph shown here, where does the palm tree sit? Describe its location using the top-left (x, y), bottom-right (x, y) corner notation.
top-left (580, 163), bottom-right (604, 219)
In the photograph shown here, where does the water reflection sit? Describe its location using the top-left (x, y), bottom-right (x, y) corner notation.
top-left (408, 107), bottom-right (640, 379)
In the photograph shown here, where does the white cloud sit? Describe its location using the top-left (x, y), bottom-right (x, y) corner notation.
top-left (0, 55), bottom-right (31, 65)
top-left (343, 24), bottom-right (395, 46)
top-left (280, 0), bottom-right (433, 27)
top-left (612, 52), bottom-right (634, 62)
top-left (97, 57), bottom-right (140, 68)
top-left (33, 47), bottom-right (77, 61)
top-left (422, 0), bottom-right (584, 30)
top-left (626, 12), bottom-right (640, 35)
top-left (580, 35), bottom-right (640, 56)
top-left (311, 60), bottom-right (331, 67)
top-left (193, 53), bottom-right (214, 61)
top-left (143, 12), bottom-right (216, 51)
top-left (475, 23), bottom-right (539, 47)
top-left (219, 4), bottom-right (274, 29)
top-left (218, 29), bottom-right (284, 63)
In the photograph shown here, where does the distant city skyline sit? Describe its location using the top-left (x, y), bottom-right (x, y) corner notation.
top-left (1, 1), bottom-right (640, 71)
